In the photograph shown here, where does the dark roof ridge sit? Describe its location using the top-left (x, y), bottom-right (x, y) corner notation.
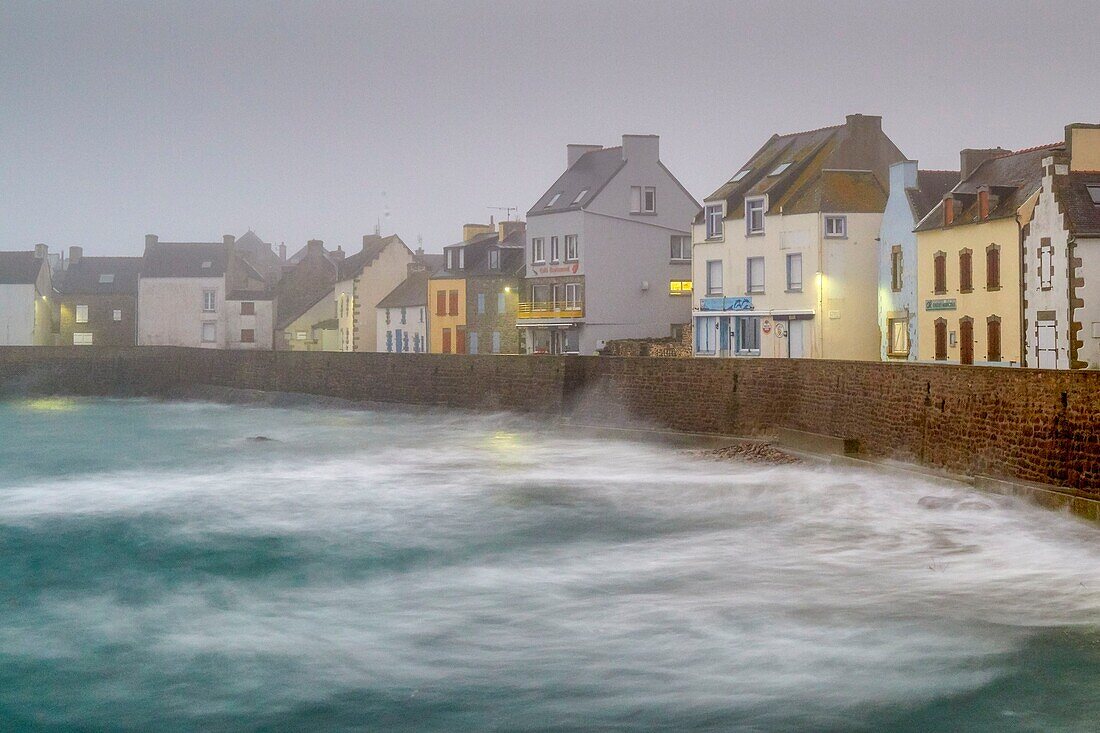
top-left (774, 123), bottom-right (843, 140)
top-left (997, 142), bottom-right (1062, 157)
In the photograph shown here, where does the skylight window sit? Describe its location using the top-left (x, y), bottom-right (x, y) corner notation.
top-left (572, 189), bottom-right (588, 205)
top-left (201, 260), bottom-right (212, 268)
top-left (98, 273), bottom-right (114, 283)
top-left (1087, 184), bottom-right (1100, 205)
top-left (545, 192), bottom-right (562, 207)
top-left (769, 162), bottom-right (792, 176)
top-left (729, 169), bottom-right (750, 183)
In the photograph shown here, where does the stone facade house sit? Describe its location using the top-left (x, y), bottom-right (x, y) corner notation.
top-left (274, 239), bottom-right (340, 351)
top-left (0, 244), bottom-right (53, 345)
top-left (333, 234), bottom-right (415, 352)
top-left (522, 135), bottom-right (700, 355)
top-left (692, 114), bottom-right (905, 359)
top-left (877, 163), bottom-right (958, 360)
top-left (1022, 123), bottom-right (1100, 369)
top-left (914, 144), bottom-right (1057, 365)
top-left (54, 246), bottom-right (140, 346)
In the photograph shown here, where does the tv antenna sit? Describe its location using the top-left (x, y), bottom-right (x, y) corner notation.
top-left (488, 206), bottom-right (518, 221)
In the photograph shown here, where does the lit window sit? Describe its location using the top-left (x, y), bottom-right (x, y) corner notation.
top-left (545, 192), bottom-right (562, 207)
top-left (75, 304), bottom-right (88, 323)
top-left (669, 280), bottom-right (693, 295)
top-left (746, 198), bottom-right (765, 234)
top-left (112, 309), bottom-right (122, 322)
top-left (670, 235), bottom-right (691, 261)
top-left (98, 274), bottom-right (114, 284)
top-left (489, 249), bottom-right (500, 269)
top-left (202, 289), bottom-right (216, 312)
top-left (887, 318), bottom-right (910, 357)
top-left (705, 204), bottom-right (724, 239)
top-left (572, 189), bottom-right (588, 205)
top-left (747, 257), bottom-right (765, 294)
top-left (769, 162), bottom-right (791, 176)
top-left (73, 332), bottom-right (93, 345)
top-left (564, 235), bottom-right (578, 261)
top-left (824, 215), bottom-right (847, 238)
top-left (729, 169), bottom-right (750, 183)
top-left (786, 253), bottom-right (802, 292)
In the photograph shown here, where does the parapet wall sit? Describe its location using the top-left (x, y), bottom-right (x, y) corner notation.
top-left (1, 347), bottom-right (1097, 494)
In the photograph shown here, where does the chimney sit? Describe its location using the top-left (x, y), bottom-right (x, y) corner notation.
top-left (943, 196), bottom-right (955, 226)
top-left (1066, 123), bottom-right (1100, 172)
top-left (69, 245), bottom-right (83, 265)
top-left (978, 189), bottom-right (990, 219)
top-left (844, 113), bottom-right (883, 135)
top-left (959, 148), bottom-right (1007, 181)
top-left (621, 134), bottom-right (659, 162)
top-left (34, 243), bottom-right (47, 259)
top-left (144, 234), bottom-right (158, 252)
top-left (416, 246), bottom-right (425, 256)
top-left (279, 243), bottom-right (287, 262)
top-left (332, 245), bottom-right (345, 261)
top-left (307, 239), bottom-right (324, 258)
top-left (567, 144), bottom-right (603, 168)
top-left (889, 161), bottom-right (919, 196)
top-left (498, 220), bottom-right (526, 242)
top-left (462, 223), bottom-right (493, 241)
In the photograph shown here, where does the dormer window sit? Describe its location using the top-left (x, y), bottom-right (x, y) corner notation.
top-left (1087, 184), bottom-right (1100, 205)
top-left (705, 203), bottom-right (724, 239)
top-left (546, 193), bottom-right (562, 208)
top-left (746, 197), bottom-right (766, 235)
top-left (489, 248), bottom-right (500, 270)
top-left (446, 249), bottom-right (454, 269)
top-left (98, 274), bottom-right (114, 284)
top-left (571, 189), bottom-right (588, 205)
top-left (769, 162), bottom-right (791, 176)
top-left (458, 249), bottom-right (465, 269)
top-left (729, 169), bottom-right (750, 183)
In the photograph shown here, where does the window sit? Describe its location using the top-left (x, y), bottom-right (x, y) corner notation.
top-left (295, 331), bottom-right (307, 340)
top-left (98, 274), bottom-right (114, 284)
top-left (448, 290), bottom-right (459, 316)
top-left (959, 317), bottom-right (974, 365)
top-left (706, 260), bottom-right (723, 296)
top-left (933, 251), bottom-right (947, 294)
top-left (669, 280), bottom-right (693, 295)
top-left (934, 318), bottom-right (947, 360)
top-left (890, 246), bottom-right (903, 292)
top-left (786, 253), bottom-right (802, 292)
top-left (112, 309), bottom-right (122, 322)
top-left (442, 328), bottom-right (452, 353)
top-left (705, 204), bottom-right (724, 239)
top-left (446, 250), bottom-right (455, 270)
top-left (565, 283), bottom-right (580, 309)
top-left (571, 189), bottom-right (588, 205)
top-left (550, 236), bottom-right (560, 262)
top-left (458, 249), bottom-right (465, 269)
top-left (769, 162), bottom-right (791, 176)
top-left (201, 321), bottom-right (216, 343)
top-left (75, 304), bottom-right (88, 323)
top-left (73, 332), bottom-right (93, 345)
top-left (670, 235), bottom-right (691, 261)
top-left (987, 316), bottom-right (1002, 363)
top-left (201, 260), bottom-right (212, 269)
top-left (240, 329), bottom-right (255, 343)
top-left (824, 215), bottom-right (847, 238)
top-left (630, 186), bottom-right (656, 213)
top-left (532, 237), bottom-right (545, 263)
top-left (203, 289), bottom-right (216, 312)
top-left (497, 292), bottom-right (505, 313)
top-left (736, 316), bottom-right (760, 354)
top-left (477, 293), bottom-right (486, 315)
top-left (729, 169), bottom-right (750, 183)
top-left (420, 307), bottom-right (425, 323)
top-left (747, 256), bottom-right (765, 294)
top-left (1086, 184), bottom-right (1100, 205)
top-left (887, 318), bottom-right (910, 357)
top-left (468, 331), bottom-right (479, 355)
top-left (436, 290), bottom-right (447, 316)
top-left (986, 244), bottom-right (1001, 290)
top-left (400, 307), bottom-right (407, 324)
top-left (492, 331), bottom-right (501, 353)
top-left (240, 301), bottom-right (255, 315)
top-left (489, 248), bottom-right (500, 270)
top-left (1039, 237), bottom-right (1053, 290)
top-left (546, 192), bottom-right (562, 208)
top-left (746, 198), bottom-right (765, 234)
top-left (696, 316), bottom-right (717, 354)
top-left (385, 308), bottom-right (391, 325)
top-left (565, 235), bottom-right (578, 261)
top-left (959, 249), bottom-right (973, 293)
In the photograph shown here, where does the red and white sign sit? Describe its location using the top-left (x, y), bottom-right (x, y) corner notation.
top-left (533, 262), bottom-right (580, 276)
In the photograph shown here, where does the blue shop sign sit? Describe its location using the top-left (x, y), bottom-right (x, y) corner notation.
top-left (699, 296), bottom-right (754, 312)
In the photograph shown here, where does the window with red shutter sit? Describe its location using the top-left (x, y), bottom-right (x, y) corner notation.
top-left (959, 249), bottom-right (972, 292)
top-left (959, 317), bottom-right (974, 365)
top-left (240, 301), bottom-right (255, 315)
top-left (442, 328), bottom-right (451, 353)
top-left (240, 329), bottom-right (255, 343)
top-left (456, 326), bottom-right (466, 354)
top-left (448, 290), bottom-right (459, 316)
top-left (933, 252), bottom-right (947, 294)
top-left (986, 245), bottom-right (1000, 290)
top-left (934, 319), bottom-right (947, 360)
top-left (987, 316), bottom-right (1001, 362)
top-left (436, 290), bottom-right (447, 316)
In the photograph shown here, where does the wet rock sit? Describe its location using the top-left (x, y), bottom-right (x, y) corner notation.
top-left (247, 436), bottom-right (278, 443)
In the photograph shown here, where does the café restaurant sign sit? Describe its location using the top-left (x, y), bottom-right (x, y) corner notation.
top-left (533, 262), bottom-right (580, 276)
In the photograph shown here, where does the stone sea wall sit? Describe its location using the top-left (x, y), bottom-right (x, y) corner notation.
top-left (0, 346), bottom-right (1097, 494)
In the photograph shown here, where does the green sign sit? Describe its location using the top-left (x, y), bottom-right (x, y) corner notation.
top-left (925, 298), bottom-right (957, 311)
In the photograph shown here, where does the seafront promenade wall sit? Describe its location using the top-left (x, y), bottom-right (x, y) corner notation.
top-left (0, 347), bottom-right (1097, 494)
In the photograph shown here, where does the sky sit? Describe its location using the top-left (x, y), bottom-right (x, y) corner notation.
top-left (1, 0), bottom-right (1097, 256)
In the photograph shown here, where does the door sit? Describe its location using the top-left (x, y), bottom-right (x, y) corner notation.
top-left (934, 320), bottom-right (947, 360)
top-left (395, 329), bottom-right (403, 353)
top-left (788, 319), bottom-right (805, 359)
top-left (959, 319), bottom-right (974, 365)
top-left (1036, 321), bottom-right (1057, 369)
top-left (456, 326), bottom-right (467, 354)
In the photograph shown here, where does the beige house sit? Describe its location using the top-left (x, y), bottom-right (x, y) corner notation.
top-left (692, 114), bottom-right (905, 359)
top-left (334, 234), bottom-right (416, 352)
top-left (0, 245), bottom-right (53, 345)
top-left (274, 239), bottom-right (341, 351)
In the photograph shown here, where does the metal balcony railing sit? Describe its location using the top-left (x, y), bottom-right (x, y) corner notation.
top-left (516, 301), bottom-right (584, 320)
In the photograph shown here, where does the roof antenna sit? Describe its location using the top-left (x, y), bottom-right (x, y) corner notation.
top-left (374, 218), bottom-right (381, 236)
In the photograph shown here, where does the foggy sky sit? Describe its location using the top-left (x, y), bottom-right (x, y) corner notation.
top-left (2, 0), bottom-right (1097, 256)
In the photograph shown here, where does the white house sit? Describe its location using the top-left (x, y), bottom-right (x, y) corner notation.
top-left (0, 244), bottom-right (53, 345)
top-left (375, 265), bottom-right (430, 353)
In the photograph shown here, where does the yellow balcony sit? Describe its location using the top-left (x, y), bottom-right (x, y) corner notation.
top-left (517, 301), bottom-right (584, 320)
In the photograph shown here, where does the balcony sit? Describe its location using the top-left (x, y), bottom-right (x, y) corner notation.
top-left (517, 301), bottom-right (584, 320)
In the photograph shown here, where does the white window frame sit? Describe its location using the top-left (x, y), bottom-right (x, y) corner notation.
top-left (550, 236), bottom-right (560, 263)
top-left (670, 235), bottom-right (691, 261)
top-left (695, 316), bottom-right (717, 354)
top-left (1039, 242), bottom-right (1054, 290)
top-left (642, 186), bottom-right (656, 213)
top-left (564, 235), bottom-right (578, 261)
top-left (565, 283), bottom-right (580, 309)
top-left (705, 204), bottom-right (724, 239)
top-left (887, 317), bottom-right (910, 357)
top-left (824, 215), bottom-right (847, 238)
top-left (545, 192), bottom-right (562, 208)
top-left (73, 332), bottom-right (93, 345)
top-left (202, 289), bottom-right (216, 312)
top-left (201, 321), bottom-right (217, 343)
top-left (786, 253), bottom-right (803, 292)
top-left (747, 256), bottom-right (765, 294)
top-left (112, 309), bottom-right (122, 322)
top-left (735, 316), bottom-right (761, 354)
top-left (706, 259), bottom-right (723, 296)
top-left (75, 304), bottom-right (89, 324)
top-left (532, 237), bottom-right (545, 264)
top-left (458, 249), bottom-right (465, 269)
top-left (488, 248), bottom-right (500, 270)
top-left (746, 197), bottom-right (765, 235)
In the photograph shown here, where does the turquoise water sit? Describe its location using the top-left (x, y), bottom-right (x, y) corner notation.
top-left (1, 397), bottom-right (1098, 732)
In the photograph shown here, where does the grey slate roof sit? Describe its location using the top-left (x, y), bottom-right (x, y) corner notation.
top-left (1058, 172), bottom-right (1100, 237)
top-left (55, 256), bottom-right (141, 295)
top-left (0, 251), bottom-right (46, 285)
top-left (141, 242), bottom-right (227, 278)
top-left (528, 146), bottom-right (626, 216)
top-left (376, 270), bottom-right (430, 309)
top-left (906, 170), bottom-right (960, 221)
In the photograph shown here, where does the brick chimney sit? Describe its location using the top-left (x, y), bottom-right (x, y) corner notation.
top-left (462, 223), bottom-right (493, 241)
top-left (567, 144), bottom-right (603, 168)
top-left (279, 243), bottom-right (287, 262)
top-left (69, 245), bottom-right (83, 265)
top-left (621, 134), bottom-right (659, 162)
top-left (943, 196), bottom-right (955, 225)
top-left (306, 239), bottom-right (324, 259)
top-left (1066, 123), bottom-right (1100, 172)
top-left (331, 245), bottom-right (345, 261)
top-left (977, 189), bottom-right (990, 219)
top-left (959, 148), bottom-right (1007, 181)
top-left (34, 243), bottom-right (47, 259)
top-left (844, 113), bottom-right (883, 135)
top-left (498, 220), bottom-right (526, 242)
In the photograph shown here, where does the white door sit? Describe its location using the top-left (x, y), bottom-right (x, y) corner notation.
top-left (1036, 321), bottom-right (1057, 369)
top-left (788, 319), bottom-right (805, 359)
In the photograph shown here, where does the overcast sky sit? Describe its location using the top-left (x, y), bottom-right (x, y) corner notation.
top-left (2, 0), bottom-right (1096, 256)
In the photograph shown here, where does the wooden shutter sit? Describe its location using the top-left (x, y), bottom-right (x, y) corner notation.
top-left (934, 253), bottom-right (946, 293)
top-left (987, 319), bottom-right (1001, 362)
top-left (449, 290), bottom-right (459, 316)
top-left (442, 328), bottom-right (451, 353)
top-left (436, 290), bottom-right (447, 316)
top-left (987, 246), bottom-right (1000, 289)
top-left (456, 326), bottom-right (466, 354)
top-left (959, 318), bottom-right (973, 365)
top-left (935, 320), bottom-right (947, 360)
top-left (959, 250), bottom-right (972, 292)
